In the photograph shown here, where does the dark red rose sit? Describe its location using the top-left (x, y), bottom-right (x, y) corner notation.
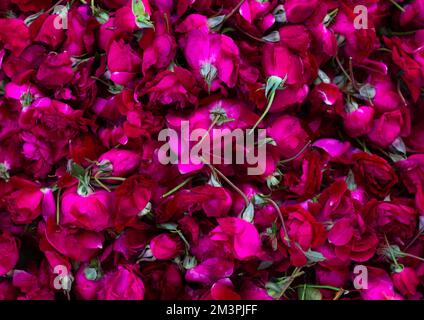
top-left (353, 152), bottom-right (398, 198)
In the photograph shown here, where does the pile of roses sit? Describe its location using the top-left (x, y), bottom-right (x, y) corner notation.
top-left (0, 0), bottom-right (424, 300)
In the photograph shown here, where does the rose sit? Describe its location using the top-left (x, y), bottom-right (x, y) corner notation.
top-left (141, 12), bottom-right (176, 73)
top-left (63, 6), bottom-right (96, 56)
top-left (284, 149), bottom-right (324, 199)
top-left (352, 152), bottom-right (398, 198)
top-left (0, 18), bottom-right (31, 56)
top-left (181, 27), bottom-right (240, 91)
top-left (36, 52), bottom-right (74, 88)
top-left (363, 199), bottom-right (417, 240)
top-left (284, 0), bottom-right (326, 25)
top-left (0, 232), bottom-right (19, 276)
top-left (97, 149), bottom-right (141, 178)
top-left (31, 14), bottom-right (66, 50)
top-left (282, 205), bottom-right (326, 266)
top-left (329, 217), bottom-right (379, 262)
top-left (6, 177), bottom-right (46, 224)
top-left (210, 218), bottom-right (261, 260)
top-left (74, 264), bottom-right (102, 300)
top-left (185, 258), bottom-right (234, 285)
top-left (267, 115), bottom-right (310, 159)
top-left (61, 188), bottom-right (112, 232)
top-left (2, 44), bottom-right (47, 83)
top-left (142, 67), bottom-right (199, 108)
top-left (113, 175), bottom-right (154, 229)
top-left (285, 205), bottom-right (326, 249)
top-left (150, 233), bottom-right (183, 260)
top-left (401, 0), bottom-right (424, 28)
top-left (392, 267), bottom-right (419, 296)
top-left (123, 110), bottom-right (164, 139)
top-left (107, 40), bottom-right (142, 85)
top-left (367, 110), bottom-right (404, 148)
top-left (361, 267), bottom-right (403, 300)
top-left (99, 266), bottom-right (145, 300)
top-left (343, 106), bottom-right (375, 138)
top-left (43, 220), bottom-right (104, 262)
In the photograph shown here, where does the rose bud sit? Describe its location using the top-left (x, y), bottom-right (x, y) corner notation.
top-left (210, 218), bottom-right (261, 260)
top-left (343, 105), bottom-right (375, 138)
top-left (367, 110), bottom-right (404, 147)
top-left (31, 13), bottom-right (66, 50)
top-left (150, 233), bottom-right (184, 260)
top-left (392, 267), bottom-right (419, 296)
top-left (61, 188), bottom-right (112, 232)
top-left (74, 264), bottom-right (102, 300)
top-left (6, 177), bottom-right (48, 225)
top-left (186, 258), bottom-right (234, 285)
top-left (267, 115), bottom-right (310, 159)
top-left (107, 40), bottom-right (142, 85)
top-left (142, 67), bottom-right (199, 108)
top-left (97, 149), bottom-right (141, 178)
top-left (99, 266), bottom-right (145, 300)
top-left (0, 232), bottom-right (19, 276)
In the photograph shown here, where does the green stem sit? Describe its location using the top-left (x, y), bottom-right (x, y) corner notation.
top-left (277, 267), bottom-right (304, 299)
top-left (402, 252), bottom-right (424, 262)
top-left (161, 176), bottom-right (194, 198)
top-left (377, 47), bottom-right (392, 53)
top-left (96, 176), bottom-right (127, 181)
top-left (94, 177), bottom-right (111, 192)
top-left (391, 30), bottom-right (417, 36)
top-left (404, 226), bottom-right (424, 251)
top-left (279, 141), bottom-right (312, 164)
top-left (385, 234), bottom-right (401, 269)
top-left (56, 188), bottom-right (61, 225)
top-left (204, 161), bottom-right (250, 209)
top-left (266, 198), bottom-right (290, 247)
top-left (349, 57), bottom-right (360, 91)
top-left (296, 284), bottom-right (343, 292)
top-left (223, 0), bottom-right (245, 22)
top-left (249, 89), bottom-right (276, 135)
top-left (388, 0), bottom-right (405, 12)
top-left (197, 115), bottom-right (220, 147)
top-left (335, 56), bottom-right (353, 83)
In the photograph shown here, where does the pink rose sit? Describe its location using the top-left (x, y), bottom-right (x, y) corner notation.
top-left (99, 266), bottom-right (145, 300)
top-left (150, 233), bottom-right (183, 260)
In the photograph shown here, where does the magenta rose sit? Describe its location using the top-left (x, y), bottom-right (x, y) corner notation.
top-left (107, 40), bottom-right (142, 85)
top-left (61, 188), bottom-right (112, 232)
top-left (393, 267), bottom-right (419, 296)
top-left (99, 265), bottom-right (145, 300)
top-left (97, 149), bottom-right (141, 178)
top-left (150, 233), bottom-right (184, 260)
top-left (36, 52), bottom-right (74, 88)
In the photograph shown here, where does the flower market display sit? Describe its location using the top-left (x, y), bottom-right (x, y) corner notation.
top-left (0, 0), bottom-right (424, 301)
